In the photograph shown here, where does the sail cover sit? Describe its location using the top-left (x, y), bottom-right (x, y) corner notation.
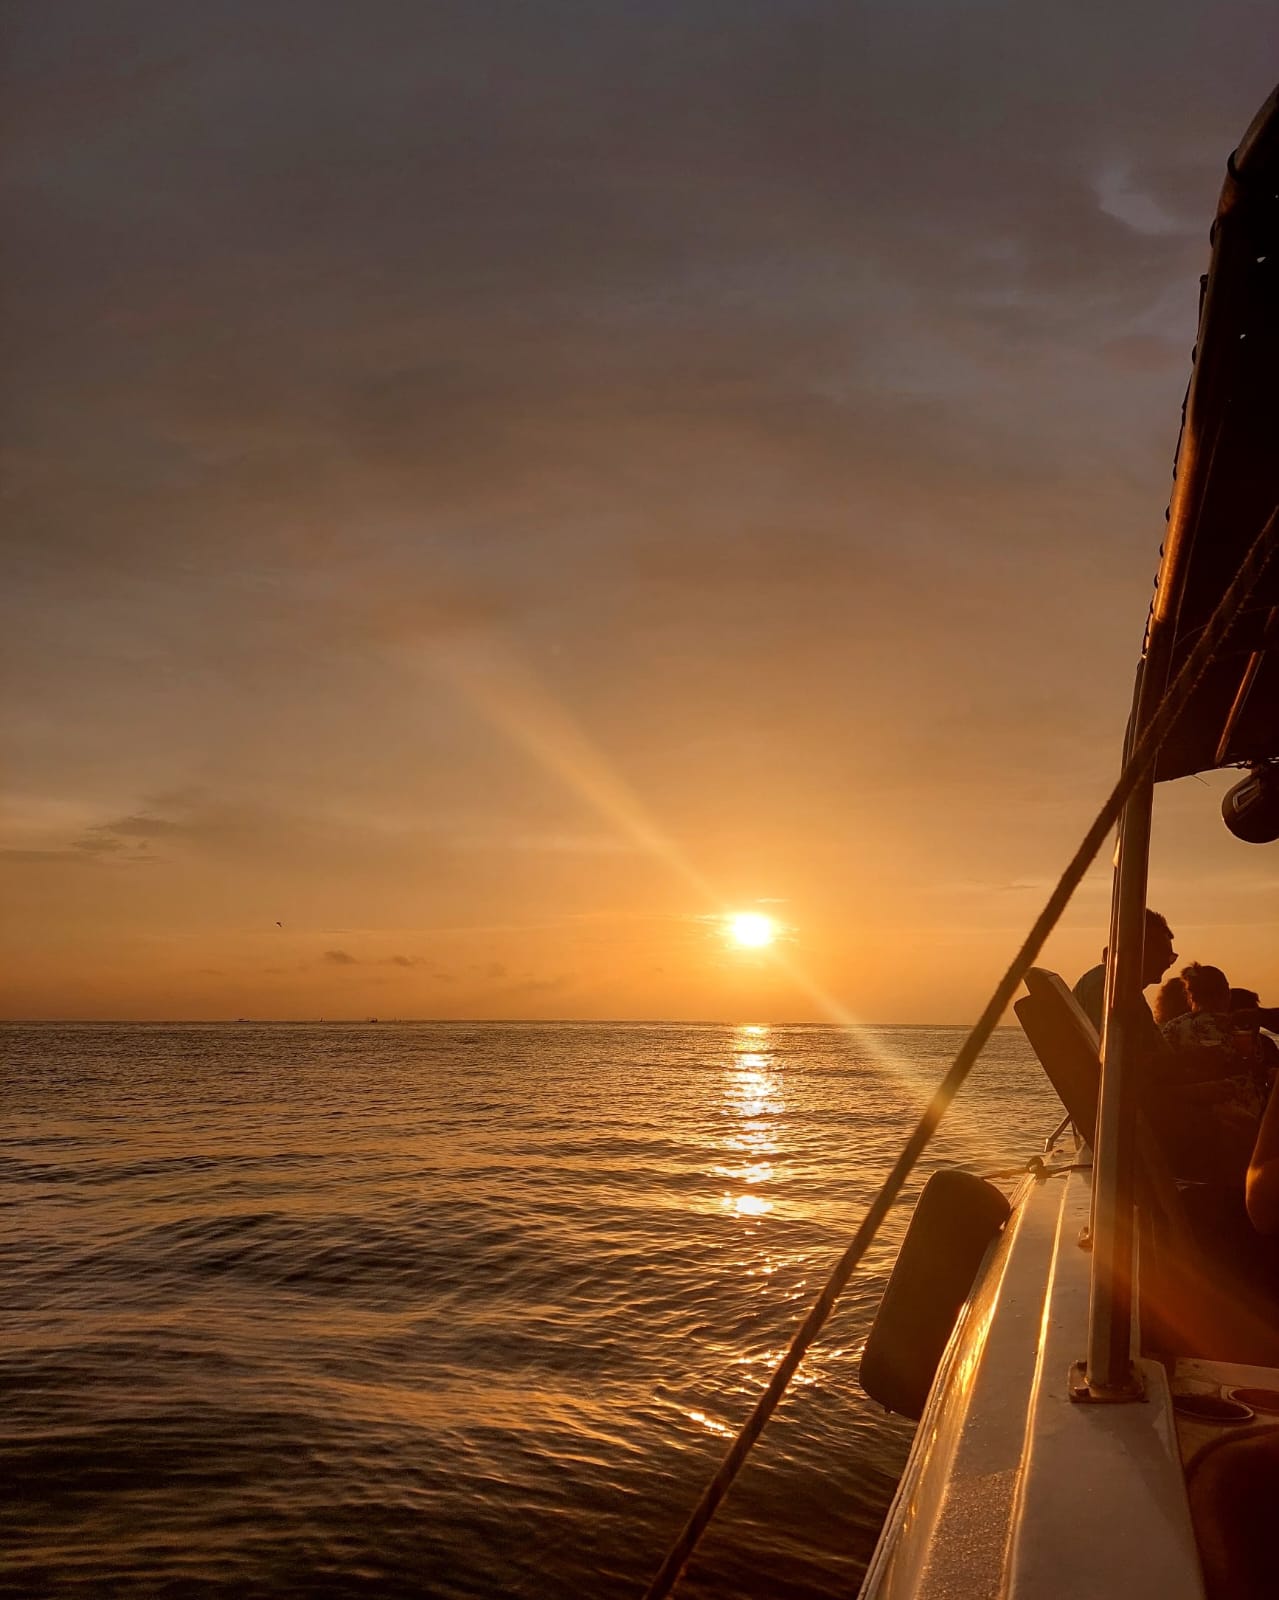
top-left (1147, 86), bottom-right (1279, 783)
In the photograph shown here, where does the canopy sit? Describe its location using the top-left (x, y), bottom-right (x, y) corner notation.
top-left (1146, 85), bottom-right (1279, 783)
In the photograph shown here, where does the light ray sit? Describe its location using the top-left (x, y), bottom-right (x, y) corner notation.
top-left (427, 636), bottom-right (1006, 1158)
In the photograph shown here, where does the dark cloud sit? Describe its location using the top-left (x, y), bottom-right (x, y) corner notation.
top-left (73, 834), bottom-right (125, 855)
top-left (21, 803), bottom-right (287, 867)
top-left (0, 848), bottom-right (81, 864)
top-left (2, 838), bottom-right (145, 865)
top-left (9, 4), bottom-right (1268, 590)
top-left (522, 974), bottom-right (573, 994)
top-left (5, 4), bottom-right (1266, 753)
top-left (89, 814), bottom-right (185, 839)
top-left (323, 950), bottom-right (358, 966)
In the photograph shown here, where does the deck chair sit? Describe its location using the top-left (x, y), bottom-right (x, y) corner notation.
top-left (1014, 968), bottom-right (1102, 1146)
top-left (1015, 966), bottom-right (1189, 1240)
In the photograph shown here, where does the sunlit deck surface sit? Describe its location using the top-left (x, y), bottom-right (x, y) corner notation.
top-left (860, 1161), bottom-right (1226, 1600)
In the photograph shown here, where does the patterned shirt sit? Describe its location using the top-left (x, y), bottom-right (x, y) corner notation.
top-left (1161, 1008), bottom-right (1270, 1170)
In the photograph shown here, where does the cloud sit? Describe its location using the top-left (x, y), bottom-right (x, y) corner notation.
top-left (1, 837), bottom-right (149, 866)
top-left (90, 814), bottom-right (185, 839)
top-left (1094, 162), bottom-right (1195, 238)
top-left (522, 974), bottom-right (573, 994)
top-left (0, 848), bottom-right (81, 863)
top-left (382, 954), bottom-right (424, 967)
top-left (8, 4), bottom-right (1259, 595)
top-left (44, 807), bottom-right (229, 867)
top-left (323, 949), bottom-right (358, 966)
top-left (73, 834), bottom-right (126, 855)
top-left (3, 788), bottom-right (471, 889)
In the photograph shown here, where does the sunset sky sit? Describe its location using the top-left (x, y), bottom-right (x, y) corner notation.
top-left (4, 4), bottom-right (1277, 1022)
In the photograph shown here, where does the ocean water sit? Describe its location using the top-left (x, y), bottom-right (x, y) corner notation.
top-left (2, 1021), bottom-right (1062, 1599)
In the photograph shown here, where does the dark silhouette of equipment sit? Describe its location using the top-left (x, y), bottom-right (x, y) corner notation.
top-left (1222, 763), bottom-right (1279, 844)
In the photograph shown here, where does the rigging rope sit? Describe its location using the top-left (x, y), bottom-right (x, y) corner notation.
top-left (642, 506), bottom-right (1279, 1600)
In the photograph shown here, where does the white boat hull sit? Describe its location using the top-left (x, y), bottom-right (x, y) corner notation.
top-left (859, 1164), bottom-right (1205, 1599)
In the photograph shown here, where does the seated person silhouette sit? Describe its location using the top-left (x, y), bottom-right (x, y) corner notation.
top-left (1071, 906), bottom-right (1176, 1040)
top-left (1230, 986), bottom-right (1279, 1087)
top-left (1161, 964), bottom-right (1269, 1188)
top-left (1154, 976), bottom-right (1189, 1027)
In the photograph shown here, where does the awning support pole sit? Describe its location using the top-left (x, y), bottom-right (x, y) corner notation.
top-left (1082, 757), bottom-right (1154, 1398)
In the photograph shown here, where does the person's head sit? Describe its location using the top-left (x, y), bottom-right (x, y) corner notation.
top-left (1230, 987), bottom-right (1261, 1011)
top-left (1154, 976), bottom-right (1191, 1026)
top-left (1182, 962), bottom-right (1231, 1014)
top-left (1142, 909), bottom-right (1177, 989)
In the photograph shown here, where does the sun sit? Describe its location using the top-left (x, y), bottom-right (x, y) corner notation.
top-left (729, 912), bottom-right (775, 949)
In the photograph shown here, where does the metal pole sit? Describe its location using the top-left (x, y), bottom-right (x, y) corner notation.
top-left (1084, 764), bottom-right (1154, 1394)
top-left (1085, 701), bottom-right (1137, 1249)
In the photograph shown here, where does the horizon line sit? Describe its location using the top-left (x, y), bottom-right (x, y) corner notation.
top-left (1, 1015), bottom-right (1014, 1029)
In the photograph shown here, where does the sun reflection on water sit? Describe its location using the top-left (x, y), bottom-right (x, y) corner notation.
top-left (727, 1347), bottom-right (830, 1390)
top-left (685, 1408), bottom-right (735, 1439)
top-left (719, 1024), bottom-right (783, 1220)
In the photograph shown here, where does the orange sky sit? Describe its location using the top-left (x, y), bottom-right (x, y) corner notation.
top-left (3, 7), bottom-right (1277, 1021)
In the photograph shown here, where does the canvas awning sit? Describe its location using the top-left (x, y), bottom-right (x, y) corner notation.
top-left (1146, 86), bottom-right (1279, 783)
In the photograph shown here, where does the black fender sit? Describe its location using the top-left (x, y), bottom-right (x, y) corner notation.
top-left (859, 1169), bottom-right (1012, 1420)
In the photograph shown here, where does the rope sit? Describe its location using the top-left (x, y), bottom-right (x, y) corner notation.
top-left (972, 1161), bottom-right (1092, 1182)
top-left (641, 506), bottom-right (1278, 1600)
top-left (970, 1156), bottom-right (1091, 1182)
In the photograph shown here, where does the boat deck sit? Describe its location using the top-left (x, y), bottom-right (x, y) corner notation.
top-left (860, 1162), bottom-right (1206, 1600)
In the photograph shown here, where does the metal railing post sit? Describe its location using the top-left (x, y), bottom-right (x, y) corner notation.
top-left (1083, 769), bottom-right (1154, 1396)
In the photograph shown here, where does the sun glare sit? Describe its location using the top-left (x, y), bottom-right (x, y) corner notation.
top-left (730, 912), bottom-right (775, 949)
